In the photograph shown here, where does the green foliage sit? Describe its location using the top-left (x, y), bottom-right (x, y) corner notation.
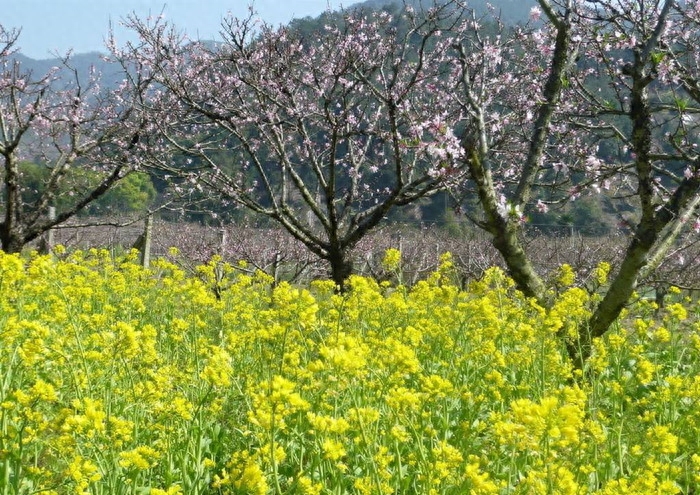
top-left (15, 162), bottom-right (156, 215)
top-left (85, 172), bottom-right (157, 215)
top-left (16, 161), bottom-right (49, 205)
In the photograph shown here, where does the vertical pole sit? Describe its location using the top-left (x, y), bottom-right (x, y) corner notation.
top-left (220, 224), bottom-right (228, 256)
top-left (47, 206), bottom-right (56, 251)
top-left (570, 224), bottom-right (575, 249)
top-left (273, 251), bottom-right (282, 285)
top-left (141, 213), bottom-right (153, 268)
top-left (39, 206), bottom-right (56, 254)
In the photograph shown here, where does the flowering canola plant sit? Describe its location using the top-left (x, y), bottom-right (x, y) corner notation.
top-left (1, 249), bottom-right (700, 494)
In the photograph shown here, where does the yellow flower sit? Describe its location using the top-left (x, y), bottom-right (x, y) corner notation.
top-left (297, 476), bottom-right (323, 495)
top-left (319, 333), bottom-right (369, 377)
top-left (386, 386), bottom-right (423, 413)
top-left (465, 460), bottom-right (500, 494)
top-left (200, 345), bottom-right (233, 388)
top-left (382, 248), bottom-right (402, 272)
top-left (664, 302), bottom-right (687, 322)
top-left (347, 407), bottom-right (381, 426)
top-left (636, 357), bottom-right (657, 385)
top-left (17, 320), bottom-right (51, 366)
top-left (150, 486), bottom-right (183, 495)
top-left (66, 456), bottom-right (101, 494)
top-left (63, 398), bottom-right (107, 436)
top-left (30, 379), bottom-right (58, 402)
top-left (518, 464), bottom-right (580, 495)
top-left (547, 287), bottom-right (590, 338)
top-left (653, 326), bottom-right (671, 343)
top-left (390, 424), bottom-right (410, 442)
top-left (595, 261), bottom-right (611, 285)
top-left (249, 375), bottom-right (309, 430)
top-left (354, 476), bottom-right (375, 495)
top-left (321, 438), bottom-right (347, 462)
top-left (213, 451), bottom-right (268, 495)
top-left (646, 425), bottom-right (678, 456)
top-left (431, 440), bottom-right (463, 481)
top-left (493, 387), bottom-right (585, 453)
top-left (259, 442), bottom-right (287, 464)
top-left (692, 454), bottom-right (700, 485)
top-left (421, 374), bottom-right (454, 399)
top-left (307, 412), bottom-right (350, 434)
top-left (111, 321), bottom-right (140, 358)
top-left (118, 445), bottom-right (161, 470)
top-left (556, 264), bottom-right (575, 287)
top-left (106, 416), bottom-right (134, 447)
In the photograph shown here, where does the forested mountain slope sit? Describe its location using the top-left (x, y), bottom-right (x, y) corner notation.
top-left (352, 0), bottom-right (537, 23)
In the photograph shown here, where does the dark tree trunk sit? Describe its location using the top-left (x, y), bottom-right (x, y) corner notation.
top-left (568, 4), bottom-right (676, 367)
top-left (0, 225), bottom-right (25, 254)
top-left (491, 225), bottom-right (548, 303)
top-left (328, 248), bottom-right (353, 290)
top-left (568, 228), bottom-right (656, 368)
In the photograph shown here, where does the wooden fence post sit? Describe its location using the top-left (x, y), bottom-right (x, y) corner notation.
top-left (220, 224), bottom-right (228, 255)
top-left (140, 213), bottom-right (153, 268)
top-left (48, 206), bottom-right (56, 251)
top-left (38, 206), bottom-right (56, 254)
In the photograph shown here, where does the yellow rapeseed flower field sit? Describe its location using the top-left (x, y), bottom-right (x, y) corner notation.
top-left (1, 249), bottom-right (700, 494)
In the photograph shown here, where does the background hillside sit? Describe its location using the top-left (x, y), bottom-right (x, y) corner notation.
top-left (353, 0), bottom-right (537, 23)
top-left (14, 0), bottom-right (537, 66)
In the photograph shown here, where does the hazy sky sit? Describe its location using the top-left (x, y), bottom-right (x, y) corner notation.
top-left (5, 1), bottom-right (339, 59)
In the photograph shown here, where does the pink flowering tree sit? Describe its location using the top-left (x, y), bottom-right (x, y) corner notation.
top-left (117, 5), bottom-right (467, 287)
top-left (447, 0), bottom-right (700, 364)
top-left (0, 25), bottom-right (150, 253)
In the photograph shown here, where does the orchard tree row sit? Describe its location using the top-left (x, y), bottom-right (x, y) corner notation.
top-left (3, 0), bottom-right (700, 364)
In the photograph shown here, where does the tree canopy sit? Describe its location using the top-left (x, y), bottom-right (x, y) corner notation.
top-left (117, 3), bottom-right (471, 286)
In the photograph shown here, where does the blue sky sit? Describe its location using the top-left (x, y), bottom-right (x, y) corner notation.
top-left (5, 1), bottom-right (339, 59)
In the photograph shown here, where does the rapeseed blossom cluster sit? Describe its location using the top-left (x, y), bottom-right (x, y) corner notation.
top-left (2, 249), bottom-right (700, 493)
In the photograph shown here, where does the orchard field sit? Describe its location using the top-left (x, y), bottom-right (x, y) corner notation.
top-left (2, 248), bottom-right (700, 494)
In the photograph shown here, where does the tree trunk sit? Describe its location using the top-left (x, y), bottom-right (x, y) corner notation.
top-left (566, 33), bottom-right (661, 368)
top-left (0, 225), bottom-right (25, 254)
top-left (328, 248), bottom-right (353, 290)
top-left (466, 151), bottom-right (548, 305)
top-left (491, 225), bottom-right (548, 304)
top-left (567, 229), bottom-right (654, 367)
top-left (570, 34), bottom-right (675, 366)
